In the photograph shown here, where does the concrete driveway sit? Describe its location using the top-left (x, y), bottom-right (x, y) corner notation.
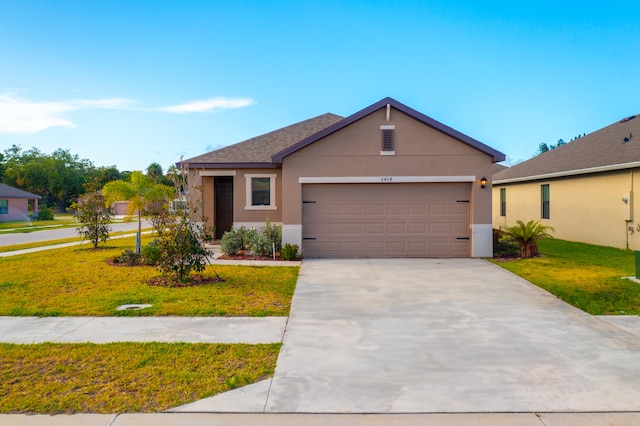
top-left (262, 258), bottom-right (640, 413)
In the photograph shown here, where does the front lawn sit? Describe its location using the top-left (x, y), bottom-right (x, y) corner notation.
top-left (0, 342), bottom-right (280, 413)
top-left (491, 239), bottom-right (638, 315)
top-left (0, 237), bottom-right (298, 316)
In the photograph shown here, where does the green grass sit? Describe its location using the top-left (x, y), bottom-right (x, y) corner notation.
top-left (0, 236), bottom-right (298, 316)
top-left (0, 214), bottom-right (76, 232)
top-left (0, 228), bottom-right (153, 253)
top-left (0, 342), bottom-right (280, 414)
top-left (491, 239), bottom-right (638, 315)
top-left (0, 214), bottom-right (134, 234)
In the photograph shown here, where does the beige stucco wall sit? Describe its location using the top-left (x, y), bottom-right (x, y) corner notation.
top-left (282, 107), bottom-right (495, 256)
top-left (192, 168), bottom-right (283, 230)
top-left (492, 169), bottom-right (640, 250)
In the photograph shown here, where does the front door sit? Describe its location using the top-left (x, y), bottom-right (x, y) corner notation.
top-left (214, 176), bottom-right (233, 239)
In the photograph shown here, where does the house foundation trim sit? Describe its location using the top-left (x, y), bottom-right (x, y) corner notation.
top-left (282, 225), bottom-right (302, 251)
top-left (471, 224), bottom-right (493, 258)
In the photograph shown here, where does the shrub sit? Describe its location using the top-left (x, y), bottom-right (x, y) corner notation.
top-left (280, 243), bottom-right (299, 261)
top-left (500, 220), bottom-right (554, 258)
top-left (37, 208), bottom-right (54, 221)
top-left (248, 232), bottom-right (272, 256)
top-left (116, 249), bottom-right (142, 266)
top-left (142, 239), bottom-right (162, 265)
top-left (220, 228), bottom-right (245, 255)
top-left (262, 219), bottom-right (282, 252)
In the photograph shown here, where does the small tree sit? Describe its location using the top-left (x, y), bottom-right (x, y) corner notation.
top-left (500, 220), bottom-right (554, 258)
top-left (150, 165), bottom-right (214, 284)
top-left (73, 185), bottom-right (113, 248)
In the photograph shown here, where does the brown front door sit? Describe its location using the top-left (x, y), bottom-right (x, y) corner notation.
top-left (214, 176), bottom-right (233, 239)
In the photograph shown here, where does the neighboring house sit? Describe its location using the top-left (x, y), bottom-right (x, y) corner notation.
top-left (0, 183), bottom-right (40, 222)
top-left (493, 114), bottom-right (640, 250)
top-left (184, 97), bottom-right (505, 258)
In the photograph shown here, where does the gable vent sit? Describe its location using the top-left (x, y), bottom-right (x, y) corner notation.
top-left (380, 124), bottom-right (395, 153)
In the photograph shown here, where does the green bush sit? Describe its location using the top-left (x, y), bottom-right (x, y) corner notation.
top-left (115, 249), bottom-right (142, 266)
top-left (248, 232), bottom-right (272, 256)
top-left (280, 243), bottom-right (299, 261)
top-left (37, 208), bottom-right (54, 221)
top-left (142, 239), bottom-right (162, 265)
top-left (262, 219), bottom-right (282, 252)
top-left (220, 228), bottom-right (245, 255)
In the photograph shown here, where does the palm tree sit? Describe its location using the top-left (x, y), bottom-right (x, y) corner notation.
top-left (102, 171), bottom-right (175, 254)
top-left (500, 220), bottom-right (554, 258)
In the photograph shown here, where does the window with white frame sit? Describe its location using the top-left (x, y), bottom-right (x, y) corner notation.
top-left (245, 174), bottom-right (277, 210)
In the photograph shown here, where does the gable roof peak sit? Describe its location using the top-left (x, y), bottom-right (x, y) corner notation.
top-left (272, 97), bottom-right (505, 163)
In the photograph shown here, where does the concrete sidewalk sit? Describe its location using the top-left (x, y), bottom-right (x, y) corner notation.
top-left (4, 412), bottom-right (640, 425)
top-left (0, 316), bottom-right (287, 344)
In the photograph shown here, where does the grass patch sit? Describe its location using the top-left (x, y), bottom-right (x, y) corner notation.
top-left (491, 239), bottom-right (638, 314)
top-left (0, 229), bottom-right (153, 253)
top-left (0, 236), bottom-right (298, 316)
top-left (0, 214), bottom-right (76, 233)
top-left (0, 342), bottom-right (280, 414)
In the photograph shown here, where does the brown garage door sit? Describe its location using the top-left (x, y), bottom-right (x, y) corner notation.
top-left (302, 183), bottom-right (470, 258)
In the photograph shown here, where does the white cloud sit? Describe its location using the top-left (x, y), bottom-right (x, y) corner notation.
top-left (0, 93), bottom-right (131, 134)
top-left (0, 92), bottom-right (255, 134)
top-left (159, 97), bottom-right (255, 113)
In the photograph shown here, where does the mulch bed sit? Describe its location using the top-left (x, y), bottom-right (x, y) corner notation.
top-left (146, 275), bottom-right (226, 288)
top-left (217, 253), bottom-right (301, 261)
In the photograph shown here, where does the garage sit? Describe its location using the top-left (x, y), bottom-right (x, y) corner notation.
top-left (301, 182), bottom-right (470, 258)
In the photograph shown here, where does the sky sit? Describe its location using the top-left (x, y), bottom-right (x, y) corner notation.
top-left (1, 0), bottom-right (640, 172)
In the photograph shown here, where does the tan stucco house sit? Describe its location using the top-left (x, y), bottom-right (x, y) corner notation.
top-left (0, 183), bottom-right (40, 222)
top-left (493, 114), bottom-right (640, 250)
top-left (184, 97), bottom-right (505, 258)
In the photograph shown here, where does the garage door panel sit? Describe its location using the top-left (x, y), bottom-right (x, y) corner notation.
top-left (302, 183), bottom-right (470, 258)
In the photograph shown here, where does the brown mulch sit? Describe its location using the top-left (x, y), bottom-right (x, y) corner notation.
top-left (217, 253), bottom-right (301, 261)
top-left (146, 274), bottom-right (226, 288)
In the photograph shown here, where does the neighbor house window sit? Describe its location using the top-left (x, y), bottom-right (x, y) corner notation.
top-left (0, 200), bottom-right (7, 215)
top-left (245, 174), bottom-right (277, 210)
top-left (541, 184), bottom-right (550, 219)
top-left (500, 188), bottom-right (506, 216)
top-left (380, 125), bottom-right (395, 155)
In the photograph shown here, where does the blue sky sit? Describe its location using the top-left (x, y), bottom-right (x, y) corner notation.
top-left (1, 1), bottom-right (639, 172)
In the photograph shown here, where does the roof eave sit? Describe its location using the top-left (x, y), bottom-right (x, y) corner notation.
top-left (494, 161), bottom-right (640, 184)
top-left (183, 162), bottom-right (279, 169)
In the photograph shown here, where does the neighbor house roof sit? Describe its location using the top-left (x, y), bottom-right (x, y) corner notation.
top-left (0, 183), bottom-right (40, 199)
top-left (494, 115), bottom-right (640, 184)
top-left (272, 97), bottom-right (505, 163)
top-left (183, 113), bottom-right (344, 169)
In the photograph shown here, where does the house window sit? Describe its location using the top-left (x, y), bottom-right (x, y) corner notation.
top-left (245, 174), bottom-right (277, 210)
top-left (541, 184), bottom-right (550, 219)
top-left (500, 188), bottom-right (506, 216)
top-left (0, 200), bottom-right (7, 215)
top-left (380, 125), bottom-right (395, 155)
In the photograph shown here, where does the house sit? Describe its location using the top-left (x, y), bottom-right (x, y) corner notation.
top-left (0, 183), bottom-right (40, 222)
top-left (184, 97), bottom-right (505, 258)
top-left (493, 114), bottom-right (640, 250)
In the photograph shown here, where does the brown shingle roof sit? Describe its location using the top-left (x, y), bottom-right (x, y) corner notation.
top-left (494, 115), bottom-right (640, 183)
top-left (184, 113), bottom-right (344, 167)
top-left (0, 183), bottom-right (40, 199)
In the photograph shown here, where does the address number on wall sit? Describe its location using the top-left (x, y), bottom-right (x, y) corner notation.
top-left (380, 177), bottom-right (393, 182)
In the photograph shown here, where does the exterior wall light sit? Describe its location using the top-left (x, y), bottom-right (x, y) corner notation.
top-left (480, 176), bottom-right (487, 189)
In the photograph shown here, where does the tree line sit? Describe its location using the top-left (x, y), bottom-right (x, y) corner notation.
top-left (0, 144), bottom-right (174, 212)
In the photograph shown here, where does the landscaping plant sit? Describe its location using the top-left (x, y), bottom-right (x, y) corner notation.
top-left (500, 219), bottom-right (554, 258)
top-left (73, 184), bottom-right (113, 248)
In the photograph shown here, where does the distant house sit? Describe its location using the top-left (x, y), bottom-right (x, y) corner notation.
top-left (0, 183), bottom-right (40, 222)
top-left (183, 97), bottom-right (504, 258)
top-left (493, 114), bottom-right (640, 250)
